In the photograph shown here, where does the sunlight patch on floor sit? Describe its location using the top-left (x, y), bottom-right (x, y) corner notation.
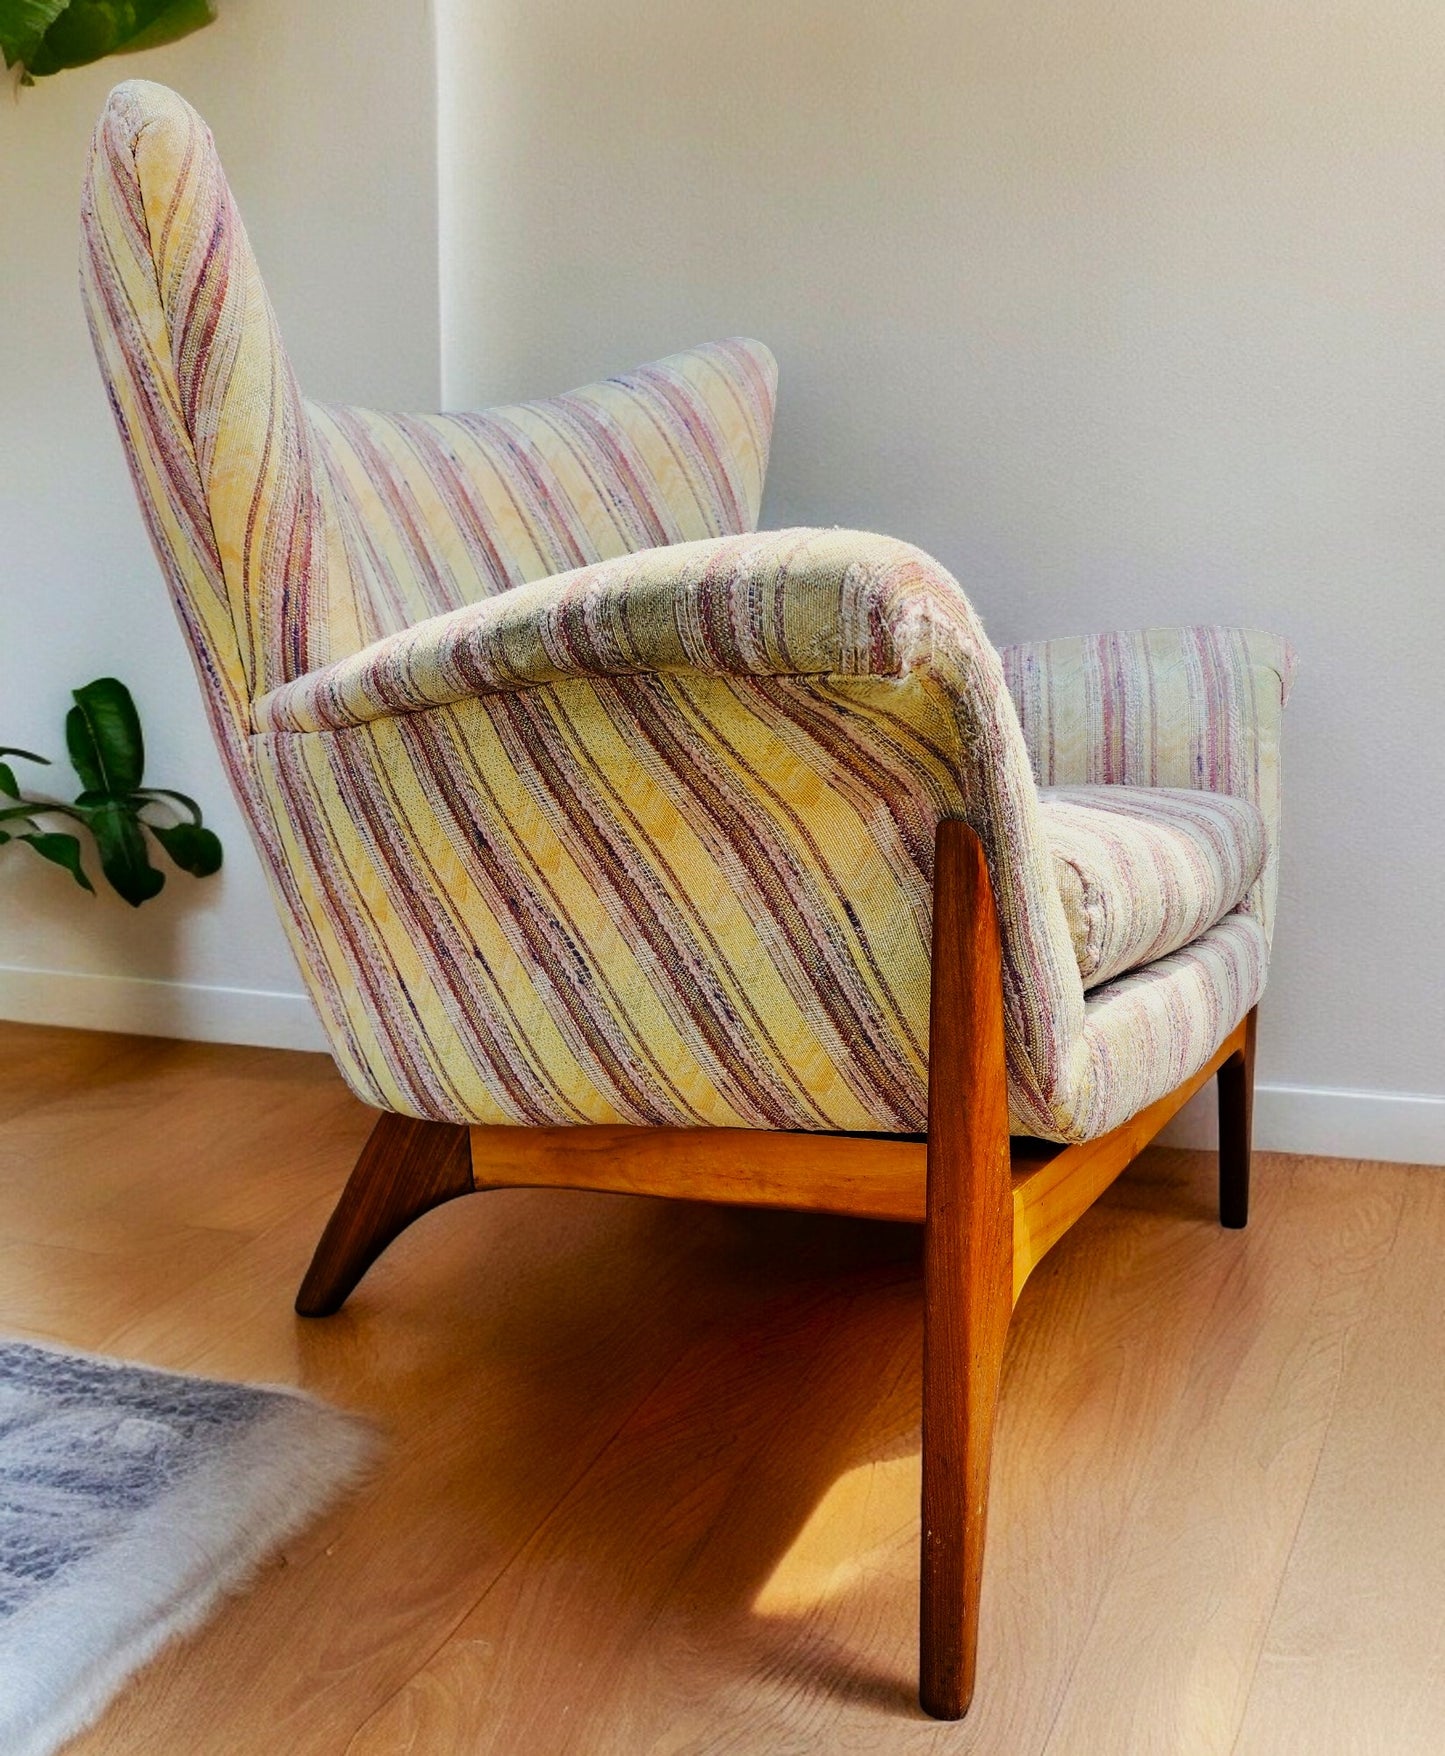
top-left (752, 1453), bottom-right (920, 1616)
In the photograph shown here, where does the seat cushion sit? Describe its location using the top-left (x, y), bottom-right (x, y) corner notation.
top-left (1038, 786), bottom-right (1268, 990)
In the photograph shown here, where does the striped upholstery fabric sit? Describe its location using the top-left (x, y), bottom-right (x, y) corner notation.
top-left (999, 626), bottom-right (1294, 945)
top-left (303, 349), bottom-right (776, 670)
top-left (82, 81), bottom-right (1292, 1147)
top-left (80, 80), bottom-right (774, 707)
top-left (1039, 786), bottom-right (1267, 989)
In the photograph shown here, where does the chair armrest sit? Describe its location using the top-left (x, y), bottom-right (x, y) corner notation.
top-left (252, 523), bottom-right (1105, 1141)
top-left (252, 527), bottom-right (974, 735)
top-left (998, 625), bottom-right (1295, 940)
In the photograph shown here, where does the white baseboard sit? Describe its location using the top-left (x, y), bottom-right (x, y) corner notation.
top-left (2, 965), bottom-right (1441, 1165)
top-left (1161, 1079), bottom-right (1445, 1166)
top-left (0, 964), bottom-right (329, 1054)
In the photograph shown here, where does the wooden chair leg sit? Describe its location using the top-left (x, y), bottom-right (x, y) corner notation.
top-left (1218, 1005), bottom-right (1258, 1230)
top-left (919, 820), bottom-right (1015, 1721)
top-left (295, 1113), bottom-right (474, 1317)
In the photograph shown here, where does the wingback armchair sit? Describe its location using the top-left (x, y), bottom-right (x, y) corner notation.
top-left (83, 81), bottom-right (1291, 1721)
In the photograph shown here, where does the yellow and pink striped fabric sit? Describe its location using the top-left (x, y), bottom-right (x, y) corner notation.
top-left (1038, 785), bottom-right (1267, 990)
top-left (81, 81), bottom-right (1291, 1145)
top-left (998, 624), bottom-right (1293, 945)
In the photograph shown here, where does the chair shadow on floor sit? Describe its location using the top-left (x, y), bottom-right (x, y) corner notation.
top-left (259, 1141), bottom-right (1244, 1750)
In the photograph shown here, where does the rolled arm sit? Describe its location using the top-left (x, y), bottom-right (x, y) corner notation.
top-left (998, 625), bottom-right (1295, 941)
top-left (252, 527), bottom-right (982, 735)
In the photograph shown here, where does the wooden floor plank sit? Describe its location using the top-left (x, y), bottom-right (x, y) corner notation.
top-left (0, 1019), bottom-right (147, 1124)
top-left (0, 1023), bottom-right (1433, 1754)
top-left (1039, 1152), bottom-right (1405, 1756)
top-left (339, 1150), bottom-right (1287, 1755)
top-left (1233, 1164), bottom-right (1445, 1756)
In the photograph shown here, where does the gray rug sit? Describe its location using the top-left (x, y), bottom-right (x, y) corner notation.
top-left (0, 1338), bottom-right (375, 1756)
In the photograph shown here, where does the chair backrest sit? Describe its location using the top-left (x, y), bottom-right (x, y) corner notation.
top-left (82, 79), bottom-right (317, 758)
top-left (81, 81), bottom-right (777, 721)
top-left (302, 344), bottom-right (776, 656)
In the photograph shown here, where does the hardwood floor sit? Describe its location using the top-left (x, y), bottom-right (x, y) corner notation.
top-left (1, 1018), bottom-right (1440, 1754)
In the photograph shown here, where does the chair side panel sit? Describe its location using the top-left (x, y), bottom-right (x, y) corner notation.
top-left (251, 671), bottom-right (952, 1130)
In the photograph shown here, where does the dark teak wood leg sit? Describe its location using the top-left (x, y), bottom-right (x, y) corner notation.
top-left (296, 1113), bottom-right (474, 1317)
top-left (1218, 1006), bottom-right (1258, 1230)
top-left (918, 820), bottom-right (1015, 1721)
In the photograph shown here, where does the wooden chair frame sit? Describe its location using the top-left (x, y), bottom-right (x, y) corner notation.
top-left (295, 819), bottom-right (1257, 1721)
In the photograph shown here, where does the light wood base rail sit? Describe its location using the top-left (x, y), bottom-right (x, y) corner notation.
top-left (460, 1017), bottom-right (1245, 1307)
top-left (295, 819), bottom-right (1258, 1725)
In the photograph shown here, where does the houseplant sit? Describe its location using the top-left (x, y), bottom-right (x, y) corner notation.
top-left (1, 677), bottom-right (222, 905)
top-left (0, 0), bottom-right (215, 84)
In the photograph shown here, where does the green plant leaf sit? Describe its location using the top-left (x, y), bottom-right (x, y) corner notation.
top-left (87, 800), bottom-right (164, 906)
top-left (0, 0), bottom-right (69, 70)
top-left (0, 801), bottom-right (88, 828)
top-left (66, 677), bottom-right (144, 798)
top-left (117, 0), bottom-right (215, 55)
top-left (134, 786), bottom-right (203, 824)
top-left (0, 747), bottom-right (49, 796)
top-left (23, 0), bottom-right (215, 76)
top-left (149, 819), bottom-right (223, 877)
top-left (18, 831), bottom-right (94, 892)
top-left (20, 0), bottom-right (116, 73)
top-left (5, 682), bottom-right (219, 904)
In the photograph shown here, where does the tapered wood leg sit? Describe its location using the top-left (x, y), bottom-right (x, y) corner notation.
top-left (919, 820), bottom-right (1016, 1721)
top-left (296, 1113), bottom-right (474, 1316)
top-left (1218, 1006), bottom-right (1258, 1230)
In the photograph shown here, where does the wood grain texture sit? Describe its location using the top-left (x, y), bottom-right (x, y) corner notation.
top-left (295, 1113), bottom-right (473, 1316)
top-left (1038, 1150), bottom-right (1404, 1756)
top-left (1231, 1163), bottom-right (1445, 1756)
top-left (918, 819), bottom-right (1015, 1719)
top-left (466, 1015), bottom-right (1246, 1309)
top-left (0, 1021), bottom-right (1433, 1753)
top-left (468, 1121), bottom-right (928, 1222)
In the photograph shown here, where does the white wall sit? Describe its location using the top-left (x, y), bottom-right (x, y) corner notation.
top-left (0, 0), bottom-right (438, 1048)
top-left (436, 0), bottom-right (1445, 1161)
